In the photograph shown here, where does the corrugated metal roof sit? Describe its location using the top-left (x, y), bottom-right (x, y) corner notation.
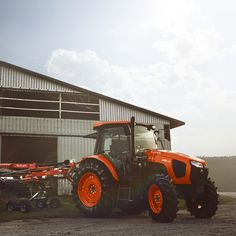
top-left (0, 60), bottom-right (185, 128)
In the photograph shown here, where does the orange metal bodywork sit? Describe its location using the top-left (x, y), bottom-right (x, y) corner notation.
top-left (94, 121), bottom-right (130, 129)
top-left (80, 151), bottom-right (206, 185)
top-left (146, 150), bottom-right (206, 185)
top-left (80, 154), bottom-right (119, 181)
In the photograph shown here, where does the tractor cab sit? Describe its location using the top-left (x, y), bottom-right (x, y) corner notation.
top-left (94, 121), bottom-right (158, 155)
top-left (93, 118), bottom-right (160, 181)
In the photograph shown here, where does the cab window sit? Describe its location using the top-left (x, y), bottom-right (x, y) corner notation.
top-left (99, 126), bottom-right (130, 159)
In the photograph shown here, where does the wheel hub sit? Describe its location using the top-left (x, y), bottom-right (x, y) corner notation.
top-left (154, 194), bottom-right (161, 203)
top-left (89, 184), bottom-right (97, 194)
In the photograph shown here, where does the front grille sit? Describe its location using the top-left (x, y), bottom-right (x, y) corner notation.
top-left (190, 165), bottom-right (208, 185)
top-left (172, 160), bottom-right (186, 178)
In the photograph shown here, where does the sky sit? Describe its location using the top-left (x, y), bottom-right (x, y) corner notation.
top-left (1, 0), bottom-right (236, 156)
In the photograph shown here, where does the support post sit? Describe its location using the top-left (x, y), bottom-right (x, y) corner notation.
top-left (59, 93), bottom-right (62, 119)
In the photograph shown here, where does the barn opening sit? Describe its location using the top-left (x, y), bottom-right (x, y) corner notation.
top-left (1, 135), bottom-right (58, 194)
top-left (1, 136), bottom-right (57, 164)
top-left (0, 89), bottom-right (99, 120)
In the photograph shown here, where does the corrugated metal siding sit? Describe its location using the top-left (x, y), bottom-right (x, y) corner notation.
top-left (0, 65), bottom-right (76, 92)
top-left (57, 137), bottom-right (95, 162)
top-left (99, 99), bottom-right (169, 124)
top-left (57, 136), bottom-right (96, 195)
top-left (58, 179), bottom-right (72, 195)
top-left (0, 116), bottom-right (95, 136)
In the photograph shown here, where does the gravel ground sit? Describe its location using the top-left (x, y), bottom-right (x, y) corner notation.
top-left (0, 203), bottom-right (236, 236)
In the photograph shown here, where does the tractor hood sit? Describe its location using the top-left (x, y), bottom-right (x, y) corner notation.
top-left (145, 150), bottom-right (207, 185)
top-left (145, 150), bottom-right (206, 165)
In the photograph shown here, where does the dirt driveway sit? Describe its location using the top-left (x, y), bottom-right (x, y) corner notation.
top-left (0, 203), bottom-right (236, 236)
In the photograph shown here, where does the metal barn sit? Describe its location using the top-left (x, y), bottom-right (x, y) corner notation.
top-left (0, 61), bottom-right (184, 194)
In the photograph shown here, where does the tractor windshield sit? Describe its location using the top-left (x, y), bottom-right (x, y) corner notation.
top-left (134, 125), bottom-right (157, 153)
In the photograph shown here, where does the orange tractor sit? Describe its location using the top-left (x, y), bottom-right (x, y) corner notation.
top-left (72, 117), bottom-right (218, 222)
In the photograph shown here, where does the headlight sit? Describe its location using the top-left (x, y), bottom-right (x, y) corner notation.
top-left (191, 161), bottom-right (203, 168)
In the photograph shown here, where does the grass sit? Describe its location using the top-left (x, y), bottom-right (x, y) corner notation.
top-left (0, 196), bottom-right (80, 223)
top-left (178, 199), bottom-right (186, 209)
top-left (0, 194), bottom-right (235, 223)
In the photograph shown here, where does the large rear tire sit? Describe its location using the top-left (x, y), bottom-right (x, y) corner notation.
top-left (185, 178), bottom-right (218, 218)
top-left (146, 174), bottom-right (178, 223)
top-left (72, 160), bottom-right (116, 218)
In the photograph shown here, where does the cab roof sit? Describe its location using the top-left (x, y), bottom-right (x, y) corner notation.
top-left (94, 121), bottom-right (130, 129)
top-left (93, 121), bottom-right (155, 130)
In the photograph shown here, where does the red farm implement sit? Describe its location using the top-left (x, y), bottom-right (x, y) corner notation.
top-left (0, 160), bottom-right (76, 212)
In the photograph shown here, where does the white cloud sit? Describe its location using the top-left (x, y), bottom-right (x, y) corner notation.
top-left (46, 49), bottom-right (180, 107)
top-left (47, 49), bottom-right (109, 90)
top-left (46, 1), bottom-right (236, 156)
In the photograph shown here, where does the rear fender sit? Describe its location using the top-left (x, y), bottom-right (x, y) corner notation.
top-left (80, 155), bottom-right (119, 181)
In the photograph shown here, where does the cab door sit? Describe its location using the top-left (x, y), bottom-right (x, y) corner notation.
top-left (95, 125), bottom-right (131, 181)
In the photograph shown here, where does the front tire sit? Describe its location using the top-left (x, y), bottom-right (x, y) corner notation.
top-left (185, 178), bottom-right (218, 218)
top-left (72, 160), bottom-right (116, 218)
top-left (146, 174), bottom-right (178, 223)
